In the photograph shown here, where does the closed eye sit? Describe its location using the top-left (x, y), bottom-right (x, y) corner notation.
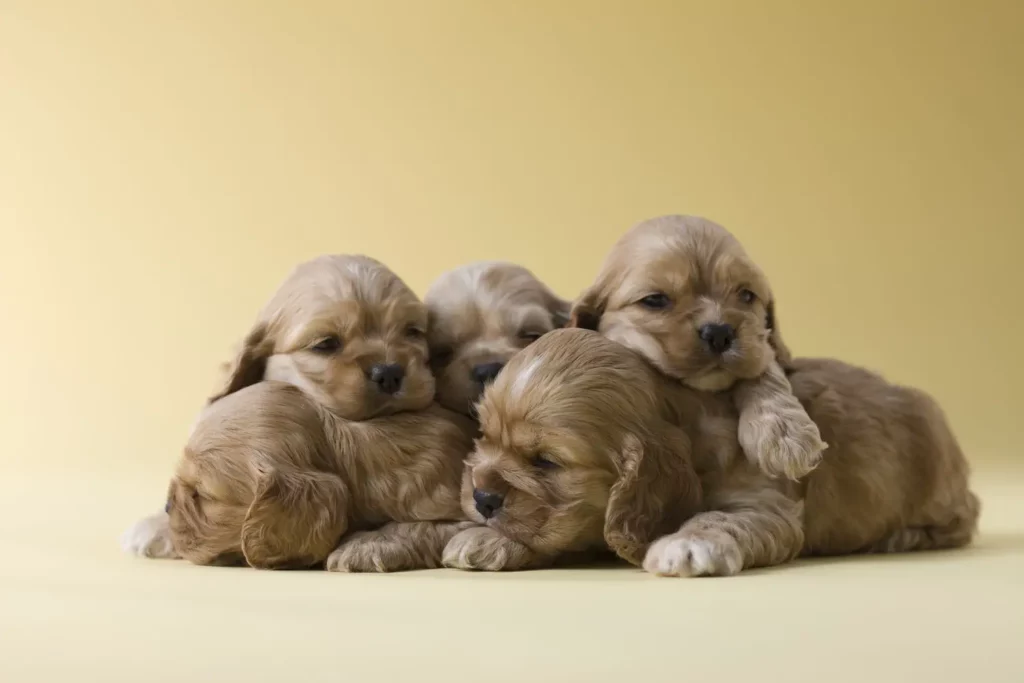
top-left (311, 336), bottom-right (342, 353)
top-left (518, 330), bottom-right (544, 343)
top-left (531, 454), bottom-right (560, 470)
top-left (637, 293), bottom-right (671, 310)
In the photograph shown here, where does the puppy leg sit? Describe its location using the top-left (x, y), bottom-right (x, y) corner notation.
top-left (643, 477), bottom-right (804, 577)
top-left (442, 526), bottom-right (548, 571)
top-left (733, 360), bottom-right (827, 480)
top-left (325, 521), bottom-right (473, 572)
top-left (121, 511), bottom-right (180, 559)
top-left (870, 490), bottom-right (980, 553)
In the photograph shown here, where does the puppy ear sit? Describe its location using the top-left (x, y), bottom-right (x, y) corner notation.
top-left (765, 300), bottom-right (792, 368)
top-left (208, 324), bottom-right (272, 403)
top-left (548, 296), bottom-right (573, 329)
top-left (568, 290), bottom-right (604, 331)
top-left (604, 427), bottom-right (703, 566)
top-left (240, 467), bottom-right (349, 569)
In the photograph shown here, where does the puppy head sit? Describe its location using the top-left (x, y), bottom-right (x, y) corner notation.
top-left (167, 383), bottom-right (348, 568)
top-left (424, 261), bottom-right (570, 416)
top-left (462, 328), bottom-right (702, 565)
top-left (571, 215), bottom-right (790, 391)
top-left (210, 255), bottom-right (434, 419)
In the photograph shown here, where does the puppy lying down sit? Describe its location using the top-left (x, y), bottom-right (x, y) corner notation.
top-left (123, 254), bottom-right (474, 568)
top-left (444, 329), bottom-right (979, 575)
top-left (573, 215), bottom-right (827, 480)
top-left (168, 381), bottom-right (475, 570)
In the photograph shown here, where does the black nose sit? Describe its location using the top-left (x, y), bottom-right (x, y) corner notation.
top-left (471, 362), bottom-right (505, 385)
top-left (369, 363), bottom-right (405, 394)
top-left (699, 323), bottom-right (735, 353)
top-left (472, 489), bottom-right (504, 518)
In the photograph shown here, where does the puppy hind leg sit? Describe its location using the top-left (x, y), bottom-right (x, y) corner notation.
top-left (870, 491), bottom-right (980, 553)
top-left (643, 487), bottom-right (804, 577)
top-left (325, 521), bottom-right (473, 573)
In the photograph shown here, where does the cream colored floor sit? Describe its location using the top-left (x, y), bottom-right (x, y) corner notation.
top-left (1, 464), bottom-right (1021, 683)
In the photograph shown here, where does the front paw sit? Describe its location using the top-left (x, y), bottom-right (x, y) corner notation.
top-left (739, 412), bottom-right (827, 481)
top-left (325, 532), bottom-right (418, 573)
top-left (442, 527), bottom-right (533, 571)
top-left (643, 531), bottom-right (743, 577)
top-left (121, 512), bottom-right (179, 559)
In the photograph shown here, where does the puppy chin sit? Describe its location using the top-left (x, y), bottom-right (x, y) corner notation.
top-left (685, 369), bottom-right (738, 392)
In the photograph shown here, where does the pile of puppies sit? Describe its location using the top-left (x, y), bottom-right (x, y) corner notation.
top-left (122, 215), bottom-right (980, 576)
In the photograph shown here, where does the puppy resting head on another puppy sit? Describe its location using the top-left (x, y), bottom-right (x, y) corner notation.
top-left (572, 215), bottom-right (787, 391)
top-left (211, 254), bottom-right (434, 420)
top-left (424, 261), bottom-right (570, 415)
top-left (459, 328), bottom-right (702, 566)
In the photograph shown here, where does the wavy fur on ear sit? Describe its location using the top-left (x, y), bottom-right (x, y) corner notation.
top-left (208, 324), bottom-right (272, 404)
top-left (604, 428), bottom-right (703, 567)
top-left (240, 467), bottom-right (349, 569)
top-left (765, 300), bottom-right (792, 368)
top-left (568, 290), bottom-right (604, 331)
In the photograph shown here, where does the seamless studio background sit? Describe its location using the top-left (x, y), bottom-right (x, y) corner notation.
top-left (1, 2), bottom-right (1022, 683)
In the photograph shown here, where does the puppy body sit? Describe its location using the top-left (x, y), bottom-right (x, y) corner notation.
top-left (573, 215), bottom-right (826, 480)
top-left (168, 381), bottom-right (476, 570)
top-left (445, 330), bottom-right (979, 576)
top-left (424, 261), bottom-right (570, 415)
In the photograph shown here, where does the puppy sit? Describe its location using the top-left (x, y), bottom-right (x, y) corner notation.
top-left (167, 381), bottom-right (475, 570)
top-left (572, 215), bottom-right (826, 480)
top-left (444, 329), bottom-right (979, 576)
top-left (424, 261), bottom-right (570, 416)
top-left (122, 255), bottom-right (439, 561)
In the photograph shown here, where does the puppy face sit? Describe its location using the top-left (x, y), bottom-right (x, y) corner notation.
top-left (211, 255), bottom-right (434, 419)
top-left (424, 261), bottom-right (570, 415)
top-left (572, 215), bottom-right (790, 392)
top-left (462, 329), bottom-right (702, 564)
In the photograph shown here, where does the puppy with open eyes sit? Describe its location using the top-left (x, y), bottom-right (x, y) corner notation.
top-left (122, 255), bottom-right (476, 570)
top-left (572, 215), bottom-right (827, 481)
top-left (424, 261), bottom-right (570, 416)
top-left (443, 328), bottom-right (978, 576)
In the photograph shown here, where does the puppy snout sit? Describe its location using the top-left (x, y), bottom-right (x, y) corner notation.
top-left (369, 363), bottom-right (405, 394)
top-left (472, 489), bottom-right (504, 519)
top-left (471, 362), bottom-right (505, 385)
top-left (698, 323), bottom-right (735, 354)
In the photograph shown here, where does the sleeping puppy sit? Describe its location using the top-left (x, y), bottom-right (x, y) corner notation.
top-left (122, 255), bottom-right (442, 562)
top-left (572, 215), bottom-right (826, 480)
top-left (167, 381), bottom-right (475, 570)
top-left (424, 261), bottom-right (570, 415)
top-left (443, 329), bottom-right (979, 575)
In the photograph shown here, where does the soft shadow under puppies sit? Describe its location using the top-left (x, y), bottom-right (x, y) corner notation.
top-left (167, 381), bottom-right (476, 570)
top-left (424, 261), bottom-right (570, 416)
top-left (444, 329), bottom-right (979, 576)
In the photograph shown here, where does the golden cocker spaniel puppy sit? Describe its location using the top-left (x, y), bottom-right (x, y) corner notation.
top-left (424, 261), bottom-right (570, 416)
top-left (571, 215), bottom-right (826, 480)
top-left (444, 329), bottom-right (979, 576)
top-left (123, 255), bottom-right (472, 569)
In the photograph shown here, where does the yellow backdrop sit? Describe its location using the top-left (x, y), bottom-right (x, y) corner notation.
top-left (2, 0), bottom-right (1021, 480)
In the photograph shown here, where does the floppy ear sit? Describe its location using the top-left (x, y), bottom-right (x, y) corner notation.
top-left (604, 426), bottom-right (703, 567)
top-left (766, 300), bottom-right (792, 368)
top-left (548, 296), bottom-right (573, 329)
top-left (568, 289), bottom-right (604, 330)
top-left (208, 324), bottom-right (272, 404)
top-left (240, 467), bottom-right (349, 569)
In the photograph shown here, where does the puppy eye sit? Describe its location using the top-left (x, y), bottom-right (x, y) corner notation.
top-left (518, 331), bottom-right (543, 343)
top-left (311, 336), bottom-right (342, 353)
top-left (405, 325), bottom-right (425, 340)
top-left (531, 454), bottom-right (560, 470)
top-left (637, 293), bottom-right (671, 310)
top-left (738, 289), bottom-right (757, 304)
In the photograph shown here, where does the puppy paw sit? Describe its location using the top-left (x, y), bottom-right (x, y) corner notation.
top-left (121, 512), bottom-right (179, 559)
top-left (442, 527), bottom-right (535, 571)
top-left (325, 532), bottom-right (419, 573)
top-left (738, 411), bottom-right (827, 481)
top-left (643, 532), bottom-right (743, 577)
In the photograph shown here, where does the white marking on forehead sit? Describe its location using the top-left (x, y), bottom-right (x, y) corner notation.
top-left (509, 356), bottom-right (543, 400)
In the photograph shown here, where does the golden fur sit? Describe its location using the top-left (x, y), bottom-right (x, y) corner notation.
top-left (123, 255), bottom-right (472, 569)
top-left (444, 329), bottom-right (979, 575)
top-left (424, 261), bottom-right (570, 415)
top-left (166, 382), bottom-right (475, 570)
top-left (571, 215), bottom-right (826, 480)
